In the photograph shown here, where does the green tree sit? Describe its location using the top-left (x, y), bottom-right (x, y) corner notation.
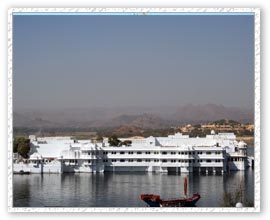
top-left (190, 128), bottom-right (203, 137)
top-left (13, 137), bottom-right (30, 158)
top-left (13, 138), bottom-right (19, 153)
top-left (193, 124), bottom-right (201, 129)
top-left (96, 135), bottom-right (104, 143)
top-left (13, 136), bottom-right (26, 153)
top-left (108, 135), bottom-right (121, 146)
top-left (120, 140), bottom-right (132, 146)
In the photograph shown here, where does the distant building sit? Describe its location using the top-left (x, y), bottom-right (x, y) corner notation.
top-left (13, 132), bottom-right (250, 174)
top-left (180, 121), bottom-right (254, 134)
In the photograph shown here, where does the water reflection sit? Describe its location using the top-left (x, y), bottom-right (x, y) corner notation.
top-left (13, 169), bottom-right (254, 207)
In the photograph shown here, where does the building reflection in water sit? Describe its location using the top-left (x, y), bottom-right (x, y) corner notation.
top-left (13, 169), bottom-right (254, 207)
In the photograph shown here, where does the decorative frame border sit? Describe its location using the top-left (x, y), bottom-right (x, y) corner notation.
top-left (7, 7), bottom-right (260, 212)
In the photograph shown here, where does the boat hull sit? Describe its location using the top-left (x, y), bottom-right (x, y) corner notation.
top-left (140, 194), bottom-right (201, 207)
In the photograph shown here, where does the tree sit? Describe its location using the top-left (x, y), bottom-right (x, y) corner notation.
top-left (13, 137), bottom-right (30, 158)
top-left (193, 124), bottom-right (201, 129)
top-left (13, 136), bottom-right (26, 153)
top-left (108, 135), bottom-right (121, 146)
top-left (96, 135), bottom-right (104, 143)
top-left (190, 128), bottom-right (203, 137)
top-left (13, 138), bottom-right (19, 153)
top-left (120, 140), bottom-right (132, 146)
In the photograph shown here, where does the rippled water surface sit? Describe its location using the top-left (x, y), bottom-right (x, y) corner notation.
top-left (13, 169), bottom-right (254, 207)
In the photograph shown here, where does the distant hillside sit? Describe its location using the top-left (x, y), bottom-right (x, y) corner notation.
top-left (84, 113), bottom-right (170, 129)
top-left (13, 104), bottom-right (254, 129)
top-left (172, 104), bottom-right (253, 124)
top-left (113, 125), bottom-right (143, 137)
top-left (129, 113), bottom-right (171, 129)
top-left (13, 112), bottom-right (59, 128)
top-left (88, 114), bottom-right (139, 128)
top-left (212, 119), bottom-right (240, 125)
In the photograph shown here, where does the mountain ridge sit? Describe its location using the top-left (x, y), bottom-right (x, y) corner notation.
top-left (13, 104), bottom-right (254, 129)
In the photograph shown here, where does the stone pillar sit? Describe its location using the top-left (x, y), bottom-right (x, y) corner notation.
top-left (213, 167), bottom-right (216, 174)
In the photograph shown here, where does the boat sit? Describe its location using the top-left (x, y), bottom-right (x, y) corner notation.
top-left (140, 193), bottom-right (201, 207)
top-left (140, 177), bottom-right (201, 207)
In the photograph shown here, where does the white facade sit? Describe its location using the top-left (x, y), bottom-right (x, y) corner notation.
top-left (13, 132), bottom-right (249, 174)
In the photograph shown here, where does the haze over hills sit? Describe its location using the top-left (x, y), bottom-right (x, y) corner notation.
top-left (13, 104), bottom-right (254, 129)
top-left (171, 104), bottom-right (253, 124)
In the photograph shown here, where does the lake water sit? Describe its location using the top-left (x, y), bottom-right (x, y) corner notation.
top-left (13, 169), bottom-right (254, 207)
top-left (13, 146), bottom-right (255, 208)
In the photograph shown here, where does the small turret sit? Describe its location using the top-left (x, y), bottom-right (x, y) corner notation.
top-left (238, 140), bottom-right (247, 156)
top-left (238, 140), bottom-right (246, 149)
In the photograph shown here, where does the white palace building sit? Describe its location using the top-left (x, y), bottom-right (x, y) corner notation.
top-left (13, 131), bottom-right (251, 174)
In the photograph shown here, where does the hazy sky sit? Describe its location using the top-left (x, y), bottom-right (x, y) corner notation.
top-left (13, 14), bottom-right (254, 110)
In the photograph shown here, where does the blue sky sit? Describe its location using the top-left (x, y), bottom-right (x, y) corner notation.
top-left (13, 14), bottom-right (254, 109)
